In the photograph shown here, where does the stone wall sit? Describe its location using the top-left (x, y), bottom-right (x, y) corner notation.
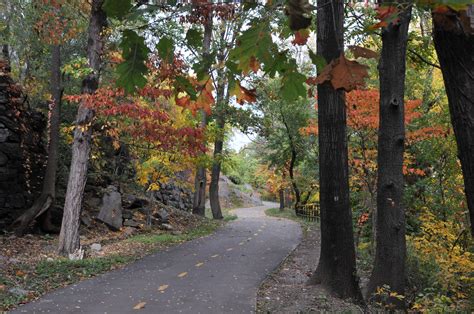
top-left (0, 61), bottom-right (46, 230)
top-left (152, 183), bottom-right (193, 211)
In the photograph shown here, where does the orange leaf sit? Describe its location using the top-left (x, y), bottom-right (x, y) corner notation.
top-left (231, 83), bottom-right (257, 105)
top-left (292, 29), bottom-right (310, 46)
top-left (314, 54), bottom-right (369, 92)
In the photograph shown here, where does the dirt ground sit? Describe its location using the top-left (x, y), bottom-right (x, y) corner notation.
top-left (257, 224), bottom-right (365, 313)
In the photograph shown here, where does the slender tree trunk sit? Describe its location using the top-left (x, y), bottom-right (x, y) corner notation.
top-left (432, 7), bottom-right (474, 237)
top-left (281, 110), bottom-right (301, 208)
top-left (10, 45), bottom-right (62, 235)
top-left (308, 0), bottom-right (362, 301)
top-left (288, 148), bottom-right (301, 208)
top-left (367, 1), bottom-right (412, 306)
top-left (58, 0), bottom-right (106, 256)
top-left (192, 13), bottom-right (213, 217)
top-left (279, 188), bottom-right (285, 210)
top-left (209, 114), bottom-right (225, 219)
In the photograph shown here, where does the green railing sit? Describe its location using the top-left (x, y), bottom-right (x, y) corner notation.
top-left (295, 203), bottom-right (320, 222)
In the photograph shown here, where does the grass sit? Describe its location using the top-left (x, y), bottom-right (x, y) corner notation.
top-left (264, 207), bottom-right (318, 233)
top-left (0, 255), bottom-right (134, 311)
top-left (128, 219), bottom-right (221, 245)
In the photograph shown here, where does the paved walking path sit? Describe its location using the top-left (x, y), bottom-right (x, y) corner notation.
top-left (13, 202), bottom-right (301, 313)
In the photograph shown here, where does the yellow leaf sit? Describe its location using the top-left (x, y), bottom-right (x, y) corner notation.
top-left (195, 262), bottom-right (204, 267)
top-left (178, 272), bottom-right (188, 278)
top-left (133, 302), bottom-right (146, 310)
top-left (158, 284), bottom-right (169, 292)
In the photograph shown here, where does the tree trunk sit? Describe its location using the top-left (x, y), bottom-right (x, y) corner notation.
top-left (288, 147), bottom-right (301, 209)
top-left (432, 7), bottom-right (474, 237)
top-left (192, 12), bottom-right (213, 217)
top-left (209, 114), bottom-right (225, 220)
top-left (281, 109), bottom-right (301, 208)
top-left (10, 45), bottom-right (62, 236)
top-left (58, 0), bottom-right (106, 256)
top-left (308, 0), bottom-right (362, 302)
top-left (279, 188), bottom-right (285, 210)
top-left (367, 1), bottom-right (412, 307)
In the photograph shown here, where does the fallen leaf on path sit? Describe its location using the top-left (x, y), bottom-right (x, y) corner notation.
top-left (211, 254), bottom-right (219, 258)
top-left (195, 262), bottom-right (204, 267)
top-left (158, 285), bottom-right (169, 292)
top-left (133, 301), bottom-right (146, 310)
top-left (178, 272), bottom-right (188, 278)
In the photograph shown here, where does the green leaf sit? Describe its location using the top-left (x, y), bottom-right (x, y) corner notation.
top-left (228, 21), bottom-right (276, 75)
top-left (308, 49), bottom-right (326, 71)
top-left (103, 0), bottom-right (132, 19)
top-left (186, 29), bottom-right (203, 50)
top-left (175, 76), bottom-right (197, 100)
top-left (157, 36), bottom-right (175, 63)
top-left (281, 71), bottom-right (307, 101)
top-left (116, 30), bottom-right (150, 93)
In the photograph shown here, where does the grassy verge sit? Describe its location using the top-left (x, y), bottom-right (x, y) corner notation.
top-left (264, 207), bottom-right (317, 233)
top-left (0, 255), bottom-right (134, 310)
top-left (128, 219), bottom-right (221, 245)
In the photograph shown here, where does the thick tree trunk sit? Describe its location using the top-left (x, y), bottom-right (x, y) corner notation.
top-left (192, 12), bottom-right (213, 217)
top-left (58, 0), bottom-right (106, 256)
top-left (432, 8), bottom-right (474, 237)
top-left (308, 0), bottom-right (362, 301)
top-left (367, 1), bottom-right (412, 306)
top-left (209, 114), bottom-right (225, 220)
top-left (10, 45), bottom-right (62, 235)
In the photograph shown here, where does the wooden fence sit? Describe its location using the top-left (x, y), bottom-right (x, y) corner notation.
top-left (295, 203), bottom-right (320, 222)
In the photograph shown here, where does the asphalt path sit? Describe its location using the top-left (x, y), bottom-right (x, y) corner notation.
top-left (13, 202), bottom-right (302, 313)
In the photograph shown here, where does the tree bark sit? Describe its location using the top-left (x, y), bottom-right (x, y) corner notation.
top-left (209, 113), bottom-right (225, 220)
top-left (192, 12), bottom-right (213, 217)
top-left (10, 45), bottom-right (62, 236)
top-left (432, 7), bottom-right (474, 237)
top-left (58, 0), bottom-right (106, 256)
top-left (308, 0), bottom-right (362, 302)
top-left (367, 1), bottom-right (412, 307)
top-left (279, 188), bottom-right (285, 210)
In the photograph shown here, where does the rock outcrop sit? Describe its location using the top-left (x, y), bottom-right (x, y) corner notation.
top-left (0, 61), bottom-right (46, 230)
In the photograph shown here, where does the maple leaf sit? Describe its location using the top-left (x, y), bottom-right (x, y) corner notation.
top-left (292, 29), bottom-right (310, 46)
top-left (313, 54), bottom-right (369, 92)
top-left (230, 83), bottom-right (257, 105)
top-left (348, 45), bottom-right (379, 59)
top-left (368, 5), bottom-right (399, 30)
top-left (194, 79), bottom-right (214, 115)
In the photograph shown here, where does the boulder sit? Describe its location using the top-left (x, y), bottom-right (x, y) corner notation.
top-left (154, 208), bottom-right (169, 223)
top-left (97, 185), bottom-right (122, 230)
top-left (90, 243), bottom-right (102, 252)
